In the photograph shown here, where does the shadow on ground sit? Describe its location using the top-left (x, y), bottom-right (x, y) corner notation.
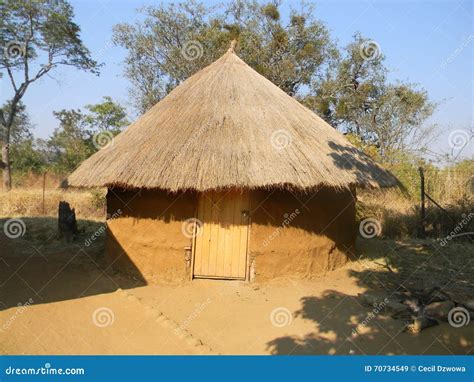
top-left (266, 238), bottom-right (474, 355)
top-left (0, 217), bottom-right (146, 311)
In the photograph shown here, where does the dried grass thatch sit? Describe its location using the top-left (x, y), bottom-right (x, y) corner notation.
top-left (68, 46), bottom-right (397, 192)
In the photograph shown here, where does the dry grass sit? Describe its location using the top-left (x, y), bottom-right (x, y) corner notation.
top-left (357, 188), bottom-right (474, 239)
top-left (68, 49), bottom-right (396, 191)
top-left (0, 188), bottom-right (106, 220)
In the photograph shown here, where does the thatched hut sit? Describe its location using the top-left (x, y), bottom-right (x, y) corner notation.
top-left (68, 43), bottom-right (396, 283)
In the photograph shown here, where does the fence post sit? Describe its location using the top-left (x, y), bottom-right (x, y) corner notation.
top-left (418, 167), bottom-right (426, 238)
top-left (42, 172), bottom-right (46, 216)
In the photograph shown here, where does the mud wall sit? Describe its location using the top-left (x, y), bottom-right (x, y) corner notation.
top-left (106, 188), bottom-right (196, 283)
top-left (249, 187), bottom-right (357, 281)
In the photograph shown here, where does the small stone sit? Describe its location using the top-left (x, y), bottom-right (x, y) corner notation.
top-left (423, 301), bottom-right (455, 322)
top-left (403, 299), bottom-right (421, 314)
top-left (443, 290), bottom-right (471, 304)
top-left (462, 300), bottom-right (474, 311)
top-left (185, 337), bottom-right (203, 347)
top-left (405, 316), bottom-right (438, 333)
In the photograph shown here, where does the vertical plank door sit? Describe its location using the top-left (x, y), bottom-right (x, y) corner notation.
top-left (193, 191), bottom-right (250, 279)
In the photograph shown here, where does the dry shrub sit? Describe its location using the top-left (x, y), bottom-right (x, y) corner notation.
top-left (0, 188), bottom-right (106, 220)
top-left (358, 188), bottom-right (474, 240)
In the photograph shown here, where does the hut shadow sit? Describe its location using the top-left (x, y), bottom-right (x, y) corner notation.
top-left (0, 217), bottom-right (146, 311)
top-left (266, 239), bottom-right (474, 355)
top-left (326, 141), bottom-right (403, 190)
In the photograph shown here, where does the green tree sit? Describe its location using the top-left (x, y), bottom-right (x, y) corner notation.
top-left (47, 97), bottom-right (129, 174)
top-left (0, 0), bottom-right (100, 190)
top-left (83, 96), bottom-right (129, 135)
top-left (113, 0), bottom-right (337, 112)
top-left (305, 33), bottom-right (436, 160)
top-left (48, 109), bottom-right (92, 174)
top-left (0, 101), bottom-right (46, 177)
top-left (1, 101), bottom-right (32, 144)
top-left (10, 138), bottom-right (46, 176)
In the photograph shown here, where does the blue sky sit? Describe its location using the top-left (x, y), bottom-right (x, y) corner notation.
top-left (1, 0), bottom-right (473, 160)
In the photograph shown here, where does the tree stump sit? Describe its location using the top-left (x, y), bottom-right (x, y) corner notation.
top-left (58, 201), bottom-right (78, 242)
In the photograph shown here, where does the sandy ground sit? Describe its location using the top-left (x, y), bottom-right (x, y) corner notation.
top-left (1, 218), bottom-right (473, 355)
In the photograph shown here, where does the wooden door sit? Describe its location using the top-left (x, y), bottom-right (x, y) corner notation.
top-left (193, 191), bottom-right (250, 279)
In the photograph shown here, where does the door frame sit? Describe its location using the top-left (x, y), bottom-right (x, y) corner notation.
top-left (190, 191), bottom-right (251, 281)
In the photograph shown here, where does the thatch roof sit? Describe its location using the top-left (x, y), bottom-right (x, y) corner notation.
top-left (68, 45), bottom-right (397, 192)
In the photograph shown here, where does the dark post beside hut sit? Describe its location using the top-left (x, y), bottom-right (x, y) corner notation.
top-left (67, 41), bottom-right (397, 283)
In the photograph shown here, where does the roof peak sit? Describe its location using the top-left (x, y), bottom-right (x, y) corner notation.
top-left (227, 39), bottom-right (237, 53)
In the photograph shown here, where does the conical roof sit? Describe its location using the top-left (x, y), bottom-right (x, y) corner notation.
top-left (67, 46), bottom-right (397, 192)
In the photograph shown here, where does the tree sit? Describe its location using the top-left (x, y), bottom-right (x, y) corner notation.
top-left (0, 0), bottom-right (99, 190)
top-left (1, 101), bottom-right (32, 145)
top-left (48, 109), bottom-right (91, 174)
top-left (304, 33), bottom-right (436, 160)
top-left (113, 0), bottom-right (337, 112)
top-left (83, 96), bottom-right (129, 135)
top-left (0, 101), bottom-right (46, 177)
top-left (47, 97), bottom-right (129, 174)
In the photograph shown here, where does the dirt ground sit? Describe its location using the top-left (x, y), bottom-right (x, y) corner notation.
top-left (1, 217), bottom-right (473, 355)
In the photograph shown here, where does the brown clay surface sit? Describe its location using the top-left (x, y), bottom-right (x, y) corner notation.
top-left (249, 188), bottom-right (357, 280)
top-left (106, 188), bottom-right (196, 283)
top-left (106, 187), bottom-right (357, 283)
